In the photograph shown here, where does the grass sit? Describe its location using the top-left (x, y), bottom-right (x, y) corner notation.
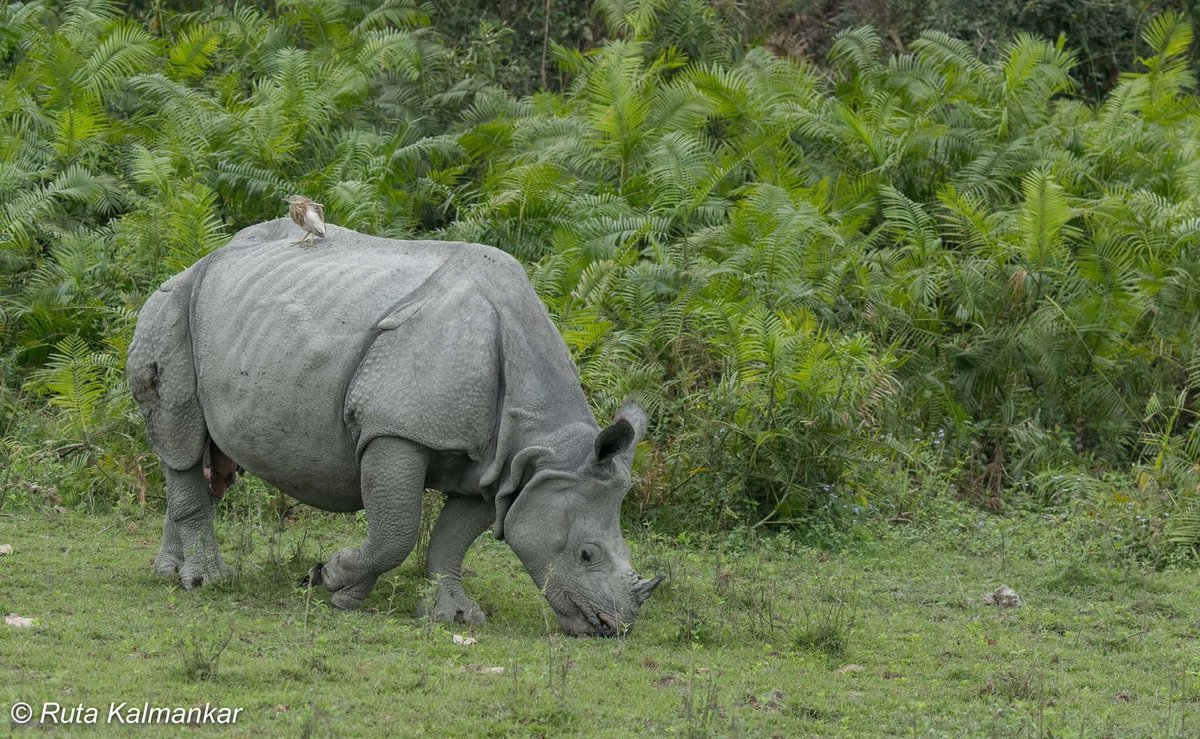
top-left (1, 506), bottom-right (1198, 736)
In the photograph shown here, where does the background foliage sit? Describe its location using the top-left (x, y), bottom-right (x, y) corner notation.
top-left (2, 0), bottom-right (1199, 565)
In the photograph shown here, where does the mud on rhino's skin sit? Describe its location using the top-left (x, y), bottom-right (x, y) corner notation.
top-left (126, 218), bottom-right (664, 635)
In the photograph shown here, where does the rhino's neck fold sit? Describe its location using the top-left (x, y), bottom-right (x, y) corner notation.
top-left (476, 278), bottom-right (596, 499)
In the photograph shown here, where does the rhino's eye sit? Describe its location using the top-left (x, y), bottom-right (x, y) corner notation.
top-left (580, 549), bottom-right (592, 563)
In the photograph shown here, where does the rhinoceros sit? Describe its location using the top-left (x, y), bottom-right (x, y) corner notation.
top-left (126, 218), bottom-right (664, 636)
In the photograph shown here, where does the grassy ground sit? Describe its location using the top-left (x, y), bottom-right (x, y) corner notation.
top-left (1, 504), bottom-right (1197, 737)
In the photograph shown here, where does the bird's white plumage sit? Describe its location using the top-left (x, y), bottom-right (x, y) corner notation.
top-left (303, 207), bottom-right (326, 237)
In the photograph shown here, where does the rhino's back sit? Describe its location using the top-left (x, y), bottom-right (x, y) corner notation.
top-left (189, 219), bottom-right (482, 508)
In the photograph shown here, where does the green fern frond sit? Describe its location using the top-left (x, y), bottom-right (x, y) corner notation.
top-left (1142, 11), bottom-right (1193, 60)
top-left (828, 26), bottom-right (882, 80)
top-left (25, 336), bottom-right (118, 437)
top-left (166, 24), bottom-right (221, 82)
top-left (352, 0), bottom-right (431, 34)
top-left (1017, 168), bottom-right (1075, 270)
top-left (76, 21), bottom-right (158, 97)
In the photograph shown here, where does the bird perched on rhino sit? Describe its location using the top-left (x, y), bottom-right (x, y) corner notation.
top-left (284, 195), bottom-right (326, 246)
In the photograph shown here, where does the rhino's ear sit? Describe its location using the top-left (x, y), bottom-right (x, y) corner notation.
top-left (594, 419), bottom-right (634, 461)
top-left (594, 402), bottom-right (647, 463)
top-left (616, 402), bottom-right (647, 442)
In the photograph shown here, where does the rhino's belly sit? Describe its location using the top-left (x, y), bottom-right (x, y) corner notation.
top-left (195, 330), bottom-right (365, 511)
top-left (262, 473), bottom-right (363, 512)
top-left (202, 397), bottom-right (364, 512)
top-left (192, 299), bottom-right (367, 511)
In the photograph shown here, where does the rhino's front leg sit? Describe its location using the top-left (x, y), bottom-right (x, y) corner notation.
top-left (417, 495), bottom-right (495, 625)
top-left (162, 464), bottom-right (231, 589)
top-left (318, 437), bottom-right (427, 610)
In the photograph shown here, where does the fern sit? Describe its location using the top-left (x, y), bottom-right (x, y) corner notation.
top-left (166, 24), bottom-right (221, 82)
top-left (1017, 168), bottom-right (1076, 272)
top-left (25, 336), bottom-right (118, 440)
top-left (2, 2), bottom-right (1199, 557)
top-left (76, 21), bottom-right (158, 97)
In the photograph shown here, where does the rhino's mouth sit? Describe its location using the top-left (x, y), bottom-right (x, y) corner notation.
top-left (563, 592), bottom-right (623, 637)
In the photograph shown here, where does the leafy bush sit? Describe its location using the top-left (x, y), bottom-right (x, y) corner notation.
top-left (1, 1), bottom-right (1198, 563)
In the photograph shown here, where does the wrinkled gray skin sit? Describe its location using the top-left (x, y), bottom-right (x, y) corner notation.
top-left (127, 218), bottom-right (664, 636)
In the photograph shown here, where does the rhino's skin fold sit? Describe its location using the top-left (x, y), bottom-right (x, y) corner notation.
top-left (127, 218), bottom-right (664, 635)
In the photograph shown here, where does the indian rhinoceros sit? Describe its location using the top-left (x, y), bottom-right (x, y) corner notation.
top-left (126, 218), bottom-right (664, 636)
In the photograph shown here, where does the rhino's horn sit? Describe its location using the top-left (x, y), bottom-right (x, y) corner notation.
top-left (632, 573), bottom-right (667, 606)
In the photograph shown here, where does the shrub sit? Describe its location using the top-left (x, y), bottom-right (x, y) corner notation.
top-left (1, 1), bottom-right (1197, 562)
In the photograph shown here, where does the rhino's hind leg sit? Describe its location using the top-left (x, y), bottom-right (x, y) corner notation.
top-left (164, 463), bottom-right (232, 589)
top-left (319, 437), bottom-right (427, 610)
top-left (153, 512), bottom-right (184, 577)
top-left (417, 495), bottom-right (494, 625)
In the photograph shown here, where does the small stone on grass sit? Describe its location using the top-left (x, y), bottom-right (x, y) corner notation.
top-left (5, 614), bottom-right (33, 628)
top-left (833, 664), bottom-right (865, 675)
top-left (0, 544), bottom-right (12, 555)
top-left (452, 634), bottom-right (477, 646)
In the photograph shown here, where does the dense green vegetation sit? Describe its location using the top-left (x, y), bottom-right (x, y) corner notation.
top-left (1, 0), bottom-right (1199, 565)
top-left (434, 0), bottom-right (1198, 99)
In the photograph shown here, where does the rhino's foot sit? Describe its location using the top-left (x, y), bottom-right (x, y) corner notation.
top-left (175, 515), bottom-right (232, 589)
top-left (330, 587), bottom-right (371, 611)
top-left (153, 513), bottom-right (184, 577)
top-left (179, 557), bottom-right (233, 590)
top-left (417, 587), bottom-right (486, 626)
top-left (152, 552), bottom-right (182, 578)
top-left (319, 547), bottom-right (378, 611)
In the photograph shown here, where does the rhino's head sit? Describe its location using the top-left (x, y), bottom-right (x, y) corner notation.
top-left (494, 403), bottom-right (665, 636)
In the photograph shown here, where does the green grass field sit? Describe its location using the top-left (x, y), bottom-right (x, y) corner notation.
top-left (1, 507), bottom-right (1197, 736)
